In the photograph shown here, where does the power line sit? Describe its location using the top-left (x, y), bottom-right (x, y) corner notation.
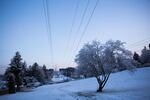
top-left (125, 37), bottom-right (150, 53)
top-left (126, 37), bottom-right (150, 47)
top-left (130, 40), bottom-right (150, 48)
top-left (64, 0), bottom-right (90, 66)
top-left (68, 0), bottom-right (99, 66)
top-left (42, 0), bottom-right (54, 66)
top-left (69, 0), bottom-right (90, 52)
top-left (74, 0), bottom-right (99, 54)
top-left (63, 0), bottom-right (80, 64)
top-left (126, 38), bottom-right (150, 50)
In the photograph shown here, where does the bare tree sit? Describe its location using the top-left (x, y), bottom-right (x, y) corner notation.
top-left (75, 40), bottom-right (136, 92)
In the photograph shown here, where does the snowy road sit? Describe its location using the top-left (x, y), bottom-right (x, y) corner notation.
top-left (0, 67), bottom-right (150, 100)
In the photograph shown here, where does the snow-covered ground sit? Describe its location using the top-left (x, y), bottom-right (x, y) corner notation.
top-left (0, 67), bottom-right (150, 100)
top-left (52, 74), bottom-right (74, 83)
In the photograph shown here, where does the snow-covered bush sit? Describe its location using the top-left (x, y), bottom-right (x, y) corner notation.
top-left (24, 76), bottom-right (41, 88)
top-left (0, 81), bottom-right (8, 90)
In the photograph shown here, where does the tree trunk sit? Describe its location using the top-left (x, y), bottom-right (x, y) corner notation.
top-left (97, 83), bottom-right (103, 92)
top-left (96, 77), bottom-right (103, 92)
top-left (96, 73), bottom-right (111, 93)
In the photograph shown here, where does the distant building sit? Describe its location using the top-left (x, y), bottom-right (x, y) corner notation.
top-left (59, 67), bottom-right (77, 78)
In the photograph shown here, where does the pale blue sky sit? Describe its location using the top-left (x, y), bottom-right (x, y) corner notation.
top-left (0, 0), bottom-right (150, 70)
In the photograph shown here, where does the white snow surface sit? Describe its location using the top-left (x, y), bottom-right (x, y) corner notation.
top-left (52, 75), bottom-right (73, 83)
top-left (0, 67), bottom-right (150, 100)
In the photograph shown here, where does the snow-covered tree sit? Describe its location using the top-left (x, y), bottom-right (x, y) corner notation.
top-left (133, 52), bottom-right (141, 63)
top-left (9, 51), bottom-right (23, 90)
top-left (22, 61), bottom-right (27, 76)
top-left (140, 46), bottom-right (150, 64)
top-left (75, 40), bottom-right (136, 92)
top-left (31, 62), bottom-right (46, 84)
top-left (42, 65), bottom-right (49, 80)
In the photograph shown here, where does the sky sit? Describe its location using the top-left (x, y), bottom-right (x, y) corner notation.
top-left (0, 0), bottom-right (150, 72)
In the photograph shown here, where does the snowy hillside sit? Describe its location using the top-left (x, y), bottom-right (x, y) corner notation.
top-left (0, 67), bottom-right (150, 100)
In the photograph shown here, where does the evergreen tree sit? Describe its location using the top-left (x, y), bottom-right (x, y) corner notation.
top-left (133, 52), bottom-right (141, 63)
top-left (7, 73), bottom-right (16, 93)
top-left (42, 65), bottom-right (49, 80)
top-left (22, 61), bottom-right (27, 76)
top-left (31, 63), bottom-right (46, 84)
top-left (22, 61), bottom-right (27, 71)
top-left (9, 51), bottom-right (23, 90)
top-left (140, 46), bottom-right (148, 64)
top-left (147, 44), bottom-right (150, 63)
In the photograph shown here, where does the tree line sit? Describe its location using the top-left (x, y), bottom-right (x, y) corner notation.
top-left (4, 52), bottom-right (54, 93)
top-left (133, 44), bottom-right (150, 65)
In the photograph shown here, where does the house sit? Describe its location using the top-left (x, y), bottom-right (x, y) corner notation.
top-left (59, 67), bottom-right (77, 78)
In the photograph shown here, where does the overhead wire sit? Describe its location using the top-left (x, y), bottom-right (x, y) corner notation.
top-left (69, 0), bottom-right (90, 52)
top-left (126, 37), bottom-right (150, 47)
top-left (64, 0), bottom-right (90, 67)
top-left (74, 0), bottom-right (99, 52)
top-left (68, 0), bottom-right (99, 66)
top-left (42, 0), bottom-right (54, 66)
top-left (125, 37), bottom-right (150, 53)
top-left (63, 0), bottom-right (80, 65)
